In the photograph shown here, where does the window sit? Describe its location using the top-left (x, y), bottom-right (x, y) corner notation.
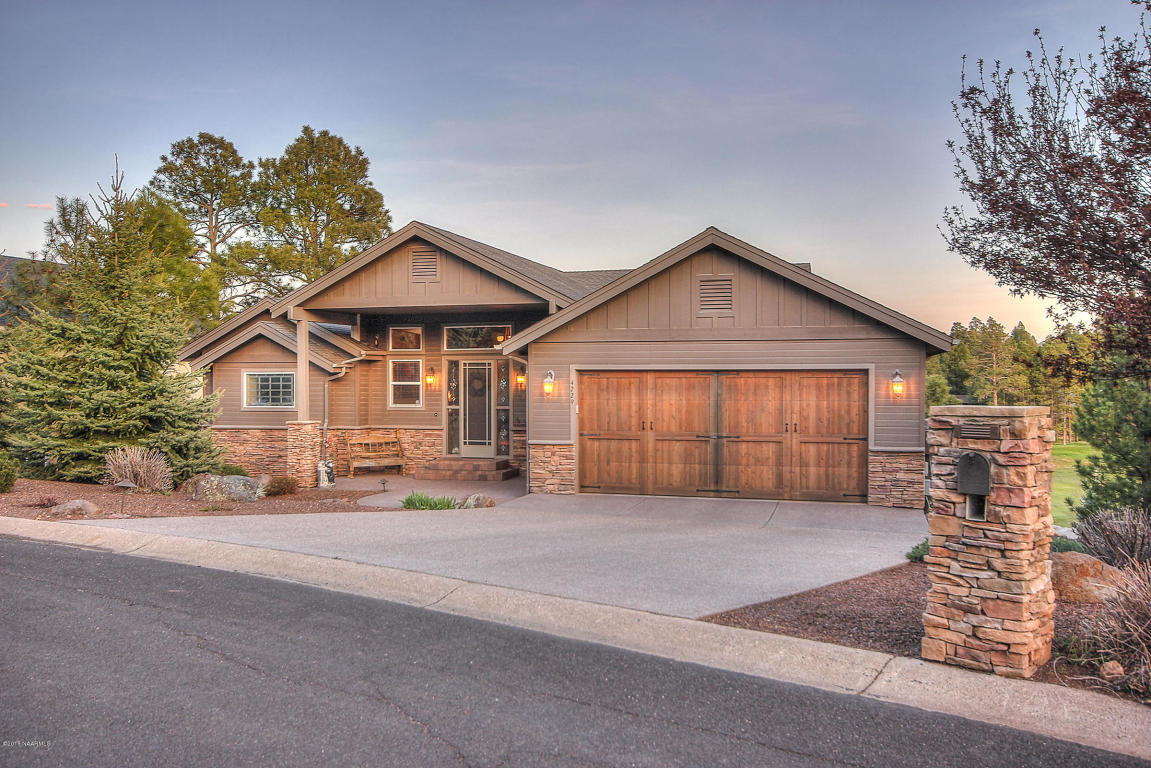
top-left (411, 249), bottom-right (439, 282)
top-left (697, 275), bottom-right (735, 314)
top-left (388, 326), bottom-right (423, 351)
top-left (244, 372), bottom-right (294, 408)
top-left (390, 359), bottom-right (422, 407)
top-left (443, 325), bottom-right (513, 350)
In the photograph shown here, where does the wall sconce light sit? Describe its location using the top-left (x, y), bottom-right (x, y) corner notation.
top-left (515, 373), bottom-right (527, 387)
top-left (542, 370), bottom-right (556, 395)
top-left (891, 370), bottom-right (905, 399)
top-left (425, 366), bottom-right (437, 387)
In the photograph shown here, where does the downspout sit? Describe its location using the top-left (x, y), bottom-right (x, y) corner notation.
top-left (322, 351), bottom-right (367, 463)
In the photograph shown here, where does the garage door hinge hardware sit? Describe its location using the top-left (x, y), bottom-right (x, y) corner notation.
top-left (696, 488), bottom-right (741, 494)
top-left (583, 485), bottom-right (601, 489)
top-left (842, 437), bottom-right (867, 441)
top-left (842, 493), bottom-right (867, 498)
top-left (579, 432), bottom-right (600, 437)
top-left (695, 434), bottom-right (740, 439)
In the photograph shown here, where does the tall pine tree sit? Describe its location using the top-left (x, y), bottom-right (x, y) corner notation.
top-left (0, 170), bottom-right (220, 483)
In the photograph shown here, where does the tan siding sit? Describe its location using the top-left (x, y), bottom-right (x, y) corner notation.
top-left (210, 337), bottom-right (326, 427)
top-left (300, 238), bottom-right (548, 311)
top-left (526, 338), bottom-right (926, 451)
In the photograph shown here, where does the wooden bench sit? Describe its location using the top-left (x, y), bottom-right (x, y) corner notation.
top-left (345, 434), bottom-right (406, 478)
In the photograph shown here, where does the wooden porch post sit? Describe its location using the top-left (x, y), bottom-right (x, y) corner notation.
top-left (296, 318), bottom-right (310, 421)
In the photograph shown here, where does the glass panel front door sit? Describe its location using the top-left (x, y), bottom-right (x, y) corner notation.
top-left (461, 362), bottom-right (494, 457)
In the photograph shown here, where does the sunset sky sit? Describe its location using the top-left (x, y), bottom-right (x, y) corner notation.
top-left (1, 0), bottom-right (1140, 338)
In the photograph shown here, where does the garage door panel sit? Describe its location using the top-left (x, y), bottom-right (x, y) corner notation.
top-left (719, 438), bottom-right (787, 497)
top-left (792, 372), bottom-right (867, 437)
top-left (580, 372), bottom-right (644, 433)
top-left (649, 437), bottom-right (713, 495)
top-left (718, 373), bottom-right (788, 435)
top-left (649, 373), bottom-right (713, 434)
top-left (792, 439), bottom-right (868, 500)
top-left (579, 436), bottom-right (643, 493)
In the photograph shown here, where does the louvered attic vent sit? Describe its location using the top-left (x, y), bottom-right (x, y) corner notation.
top-left (411, 250), bottom-right (439, 281)
top-left (698, 276), bottom-right (734, 313)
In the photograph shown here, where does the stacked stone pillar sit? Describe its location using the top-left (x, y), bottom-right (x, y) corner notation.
top-left (285, 420), bottom-right (323, 488)
top-left (922, 406), bottom-right (1056, 678)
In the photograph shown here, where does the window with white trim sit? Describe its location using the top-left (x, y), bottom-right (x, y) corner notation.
top-left (244, 372), bottom-right (295, 408)
top-left (388, 326), bottom-right (423, 351)
top-left (389, 359), bottom-right (423, 407)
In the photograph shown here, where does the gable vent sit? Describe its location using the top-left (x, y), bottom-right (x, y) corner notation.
top-left (411, 250), bottom-right (439, 282)
top-left (698, 276), bottom-right (734, 313)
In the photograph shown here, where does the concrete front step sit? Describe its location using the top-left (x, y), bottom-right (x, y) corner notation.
top-left (413, 458), bottom-right (520, 482)
top-left (413, 467), bottom-right (520, 482)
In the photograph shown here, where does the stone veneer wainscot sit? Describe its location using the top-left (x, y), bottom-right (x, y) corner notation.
top-left (867, 451), bottom-right (925, 508)
top-left (528, 444), bottom-right (576, 493)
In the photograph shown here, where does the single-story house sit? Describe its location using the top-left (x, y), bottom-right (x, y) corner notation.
top-left (179, 222), bottom-right (951, 507)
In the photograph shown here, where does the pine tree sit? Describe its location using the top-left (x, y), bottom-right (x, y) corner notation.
top-left (0, 170), bottom-right (220, 483)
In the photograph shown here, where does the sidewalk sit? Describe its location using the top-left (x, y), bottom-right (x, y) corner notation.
top-left (2, 515), bottom-right (1148, 762)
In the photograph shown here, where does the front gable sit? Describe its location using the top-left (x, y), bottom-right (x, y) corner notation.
top-left (299, 237), bottom-right (549, 313)
top-left (553, 245), bottom-right (889, 341)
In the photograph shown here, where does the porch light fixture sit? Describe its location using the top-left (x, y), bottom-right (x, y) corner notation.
top-left (891, 370), bottom-right (905, 399)
top-left (542, 370), bottom-right (556, 396)
top-left (425, 366), bottom-right (437, 387)
top-left (515, 373), bottom-right (527, 387)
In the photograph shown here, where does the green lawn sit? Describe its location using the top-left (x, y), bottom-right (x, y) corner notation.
top-left (1051, 442), bottom-right (1095, 527)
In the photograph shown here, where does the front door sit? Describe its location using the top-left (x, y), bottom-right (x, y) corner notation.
top-left (461, 361), bottom-right (495, 458)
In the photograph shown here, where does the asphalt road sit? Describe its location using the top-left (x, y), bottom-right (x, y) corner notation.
top-left (0, 536), bottom-right (1142, 768)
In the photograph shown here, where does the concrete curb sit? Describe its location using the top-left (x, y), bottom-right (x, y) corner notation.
top-left (3, 516), bottom-right (1148, 761)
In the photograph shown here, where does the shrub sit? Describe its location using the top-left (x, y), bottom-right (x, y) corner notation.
top-left (29, 494), bottom-right (59, 509)
top-left (264, 477), bottom-right (298, 497)
top-left (0, 451), bottom-right (17, 493)
top-left (906, 537), bottom-right (929, 562)
top-left (217, 464), bottom-right (248, 477)
top-left (1089, 562), bottom-right (1151, 695)
top-left (103, 446), bottom-right (174, 492)
top-left (1075, 507), bottom-right (1151, 566)
top-left (401, 491), bottom-right (457, 510)
top-left (1051, 536), bottom-right (1089, 554)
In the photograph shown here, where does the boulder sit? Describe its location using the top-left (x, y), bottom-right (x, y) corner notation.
top-left (1052, 524), bottom-right (1079, 540)
top-left (461, 493), bottom-right (496, 509)
top-left (187, 473), bottom-right (260, 503)
top-left (1051, 551), bottom-right (1124, 603)
top-left (49, 499), bottom-right (100, 518)
top-left (1100, 660), bottom-right (1126, 682)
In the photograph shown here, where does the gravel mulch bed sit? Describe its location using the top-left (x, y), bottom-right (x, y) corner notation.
top-left (0, 478), bottom-right (382, 520)
top-left (703, 561), bottom-right (1137, 701)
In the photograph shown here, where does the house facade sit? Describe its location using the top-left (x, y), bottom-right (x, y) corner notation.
top-left (180, 223), bottom-right (951, 508)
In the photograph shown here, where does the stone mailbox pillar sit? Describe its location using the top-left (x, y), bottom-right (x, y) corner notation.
top-left (922, 406), bottom-right (1056, 678)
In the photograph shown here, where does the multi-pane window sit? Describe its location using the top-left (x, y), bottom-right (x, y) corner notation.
top-left (245, 373), bottom-right (294, 408)
top-left (389, 326), bottom-right (423, 351)
top-left (443, 325), bottom-right (513, 350)
top-left (390, 360), bottom-right (422, 407)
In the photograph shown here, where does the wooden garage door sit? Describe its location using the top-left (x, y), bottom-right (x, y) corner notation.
top-left (578, 370), bottom-right (867, 501)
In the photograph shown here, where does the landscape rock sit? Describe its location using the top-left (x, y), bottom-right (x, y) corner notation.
top-left (49, 499), bottom-right (100, 518)
top-left (1100, 660), bottom-right (1126, 682)
top-left (461, 493), bottom-right (496, 509)
top-left (1052, 524), bottom-right (1079, 540)
top-left (1051, 551), bottom-right (1124, 603)
top-left (255, 474), bottom-right (273, 491)
top-left (186, 473), bottom-right (261, 503)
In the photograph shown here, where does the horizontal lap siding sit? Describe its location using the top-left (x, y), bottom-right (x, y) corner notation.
top-left (211, 337), bottom-right (325, 427)
top-left (527, 338), bottom-right (926, 450)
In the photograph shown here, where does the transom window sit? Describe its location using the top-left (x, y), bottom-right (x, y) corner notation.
top-left (443, 325), bottom-right (513, 351)
top-left (388, 326), bottom-right (423, 351)
top-left (244, 372), bottom-right (295, 408)
top-left (390, 359), bottom-right (423, 407)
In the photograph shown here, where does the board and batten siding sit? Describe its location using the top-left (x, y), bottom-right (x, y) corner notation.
top-left (210, 337), bottom-right (325, 427)
top-left (299, 239), bottom-right (549, 311)
top-left (525, 246), bottom-right (928, 451)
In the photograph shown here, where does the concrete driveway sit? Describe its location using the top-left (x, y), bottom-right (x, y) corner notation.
top-left (76, 493), bottom-right (926, 618)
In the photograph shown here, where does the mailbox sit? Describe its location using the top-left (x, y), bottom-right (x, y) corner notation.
top-left (957, 452), bottom-right (992, 496)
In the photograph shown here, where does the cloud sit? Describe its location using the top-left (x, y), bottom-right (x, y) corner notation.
top-left (0, 202), bottom-right (8, 207)
top-left (25, 203), bottom-right (53, 209)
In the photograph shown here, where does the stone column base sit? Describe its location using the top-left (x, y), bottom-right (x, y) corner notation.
top-left (868, 451), bottom-right (926, 508)
top-left (528, 444), bottom-right (576, 494)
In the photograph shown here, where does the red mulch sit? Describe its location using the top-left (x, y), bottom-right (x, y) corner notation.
top-left (704, 561), bottom-right (1139, 701)
top-left (0, 478), bottom-right (382, 521)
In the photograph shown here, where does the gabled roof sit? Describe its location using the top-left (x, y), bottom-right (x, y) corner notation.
top-left (501, 227), bottom-right (953, 355)
top-left (178, 298), bottom-right (274, 362)
top-left (268, 221), bottom-right (585, 317)
top-left (184, 319), bottom-right (346, 373)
